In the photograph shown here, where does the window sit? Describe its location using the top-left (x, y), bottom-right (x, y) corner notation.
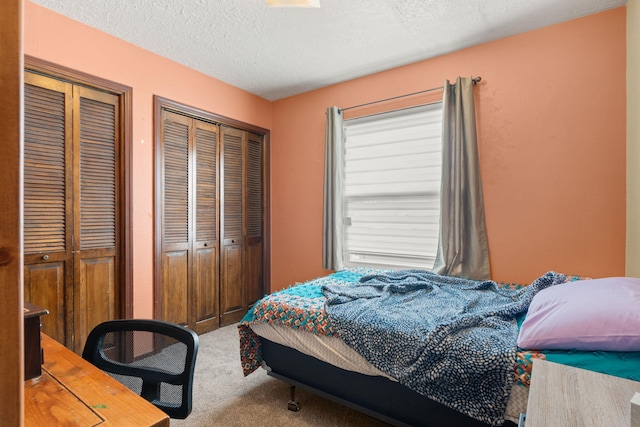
top-left (342, 103), bottom-right (443, 269)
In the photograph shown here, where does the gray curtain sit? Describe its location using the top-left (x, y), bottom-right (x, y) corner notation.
top-left (432, 77), bottom-right (491, 280)
top-left (322, 106), bottom-right (344, 271)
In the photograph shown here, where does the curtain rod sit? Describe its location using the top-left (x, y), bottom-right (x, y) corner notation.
top-left (340, 76), bottom-right (481, 113)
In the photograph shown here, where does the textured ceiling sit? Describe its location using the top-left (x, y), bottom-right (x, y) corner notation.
top-left (30, 0), bottom-right (626, 101)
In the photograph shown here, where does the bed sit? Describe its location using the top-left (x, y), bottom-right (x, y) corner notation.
top-left (238, 268), bottom-right (640, 427)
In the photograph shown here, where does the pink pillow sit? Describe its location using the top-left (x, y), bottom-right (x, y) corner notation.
top-left (517, 277), bottom-right (640, 351)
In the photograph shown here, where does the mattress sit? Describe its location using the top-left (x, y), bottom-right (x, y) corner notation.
top-left (250, 322), bottom-right (528, 424)
top-left (240, 269), bottom-right (640, 425)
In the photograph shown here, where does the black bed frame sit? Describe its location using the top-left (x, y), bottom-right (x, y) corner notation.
top-left (260, 338), bottom-right (517, 427)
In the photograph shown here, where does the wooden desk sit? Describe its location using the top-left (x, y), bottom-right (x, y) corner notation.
top-left (526, 359), bottom-right (640, 427)
top-left (25, 334), bottom-right (170, 427)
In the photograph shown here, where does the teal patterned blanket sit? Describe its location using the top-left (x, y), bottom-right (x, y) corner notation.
top-left (238, 269), bottom-right (373, 375)
top-left (322, 270), bottom-right (567, 426)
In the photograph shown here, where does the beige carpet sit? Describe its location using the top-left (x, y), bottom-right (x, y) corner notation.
top-left (171, 324), bottom-right (391, 427)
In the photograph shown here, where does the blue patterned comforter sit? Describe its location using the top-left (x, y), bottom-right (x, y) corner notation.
top-left (322, 270), bottom-right (567, 426)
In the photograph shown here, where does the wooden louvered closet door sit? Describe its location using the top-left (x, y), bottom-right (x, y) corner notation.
top-left (23, 73), bottom-right (72, 345)
top-left (72, 85), bottom-right (120, 353)
top-left (23, 72), bottom-right (121, 353)
top-left (159, 111), bottom-right (190, 326)
top-left (245, 132), bottom-right (264, 308)
top-left (159, 111), bottom-right (220, 333)
top-left (156, 102), bottom-right (266, 332)
top-left (194, 120), bottom-right (219, 332)
top-left (219, 126), bottom-right (245, 326)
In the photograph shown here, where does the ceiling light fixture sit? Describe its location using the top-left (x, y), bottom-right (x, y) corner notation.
top-left (266, 0), bottom-right (320, 8)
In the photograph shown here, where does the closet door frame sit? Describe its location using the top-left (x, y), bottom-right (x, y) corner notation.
top-left (1, 1), bottom-right (24, 421)
top-left (153, 96), bottom-right (271, 325)
top-left (25, 55), bottom-right (134, 319)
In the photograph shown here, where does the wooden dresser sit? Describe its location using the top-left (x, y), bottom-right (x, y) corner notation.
top-left (525, 359), bottom-right (640, 427)
top-left (25, 334), bottom-right (169, 427)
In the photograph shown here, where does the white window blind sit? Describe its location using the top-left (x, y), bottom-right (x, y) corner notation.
top-left (342, 102), bottom-right (443, 269)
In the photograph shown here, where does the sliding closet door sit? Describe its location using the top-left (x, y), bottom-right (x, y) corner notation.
top-left (23, 71), bottom-right (122, 352)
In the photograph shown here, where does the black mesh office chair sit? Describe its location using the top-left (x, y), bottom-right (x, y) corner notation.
top-left (82, 319), bottom-right (199, 419)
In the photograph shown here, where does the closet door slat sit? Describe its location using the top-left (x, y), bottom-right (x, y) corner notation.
top-left (222, 129), bottom-right (243, 240)
top-left (163, 116), bottom-right (190, 245)
top-left (196, 125), bottom-right (218, 242)
top-left (24, 83), bottom-right (67, 254)
top-left (78, 96), bottom-right (117, 250)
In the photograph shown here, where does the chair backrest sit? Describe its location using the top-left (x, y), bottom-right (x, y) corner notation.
top-left (82, 319), bottom-right (199, 419)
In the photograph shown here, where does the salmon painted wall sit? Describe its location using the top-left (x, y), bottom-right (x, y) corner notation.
top-left (23, 2), bottom-right (628, 298)
top-left (24, 1), bottom-right (273, 318)
top-left (271, 7), bottom-right (627, 289)
top-left (628, 0), bottom-right (640, 278)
